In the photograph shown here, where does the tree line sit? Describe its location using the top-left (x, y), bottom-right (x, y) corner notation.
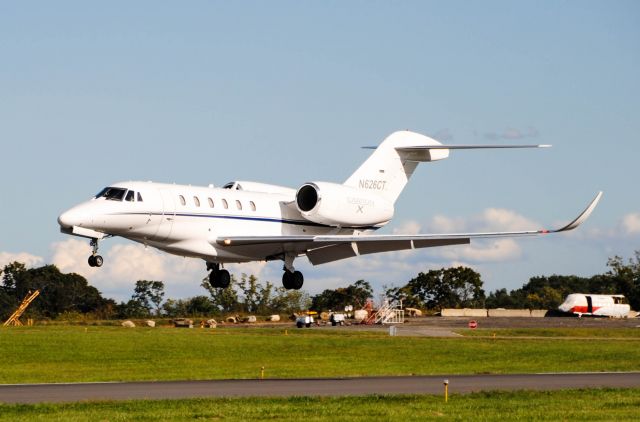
top-left (0, 265), bottom-right (311, 320)
top-left (484, 253), bottom-right (640, 311)
top-left (384, 252), bottom-right (640, 311)
top-left (1, 251), bottom-right (638, 320)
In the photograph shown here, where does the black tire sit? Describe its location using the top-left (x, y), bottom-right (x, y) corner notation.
top-left (88, 256), bottom-right (96, 267)
top-left (209, 270), bottom-right (220, 288)
top-left (218, 269), bottom-right (231, 288)
top-left (94, 255), bottom-right (104, 267)
top-left (282, 271), bottom-right (293, 290)
top-left (296, 321), bottom-right (303, 328)
top-left (305, 323), bottom-right (311, 328)
top-left (292, 271), bottom-right (304, 290)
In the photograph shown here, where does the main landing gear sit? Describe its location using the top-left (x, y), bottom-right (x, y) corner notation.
top-left (282, 269), bottom-right (304, 290)
top-left (207, 262), bottom-right (231, 288)
top-left (282, 253), bottom-right (303, 290)
top-left (88, 238), bottom-right (103, 268)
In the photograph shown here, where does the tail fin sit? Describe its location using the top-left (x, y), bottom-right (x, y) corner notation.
top-left (344, 131), bottom-right (447, 204)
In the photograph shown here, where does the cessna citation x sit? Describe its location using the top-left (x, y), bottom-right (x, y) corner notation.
top-left (58, 130), bottom-right (602, 290)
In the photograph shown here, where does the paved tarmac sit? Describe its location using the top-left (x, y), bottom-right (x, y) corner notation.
top-left (1, 372), bottom-right (638, 404)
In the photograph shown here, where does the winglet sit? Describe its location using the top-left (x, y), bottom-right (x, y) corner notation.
top-left (551, 191), bottom-right (603, 233)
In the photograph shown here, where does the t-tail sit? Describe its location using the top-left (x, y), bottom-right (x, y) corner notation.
top-left (344, 130), bottom-right (550, 204)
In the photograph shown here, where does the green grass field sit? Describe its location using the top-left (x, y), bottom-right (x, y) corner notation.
top-left (1, 389), bottom-right (639, 421)
top-left (458, 328), bottom-right (640, 338)
top-left (1, 325), bottom-right (639, 384)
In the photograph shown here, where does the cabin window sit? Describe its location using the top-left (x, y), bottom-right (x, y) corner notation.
top-left (222, 199), bottom-right (228, 209)
top-left (250, 201), bottom-right (256, 211)
top-left (236, 200), bottom-right (242, 210)
top-left (137, 192), bottom-right (143, 202)
top-left (125, 190), bottom-right (135, 202)
top-left (194, 196), bottom-right (201, 207)
top-left (208, 197), bottom-right (214, 208)
top-left (179, 195), bottom-right (186, 206)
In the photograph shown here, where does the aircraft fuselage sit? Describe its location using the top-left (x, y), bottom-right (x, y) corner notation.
top-left (58, 181), bottom-right (367, 264)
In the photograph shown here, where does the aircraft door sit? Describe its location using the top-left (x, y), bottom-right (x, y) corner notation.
top-left (586, 296), bottom-right (593, 314)
top-left (153, 188), bottom-right (175, 241)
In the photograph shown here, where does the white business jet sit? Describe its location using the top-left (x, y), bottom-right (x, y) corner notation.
top-left (58, 130), bottom-right (602, 290)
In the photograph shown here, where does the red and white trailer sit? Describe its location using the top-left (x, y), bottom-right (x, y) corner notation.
top-left (558, 294), bottom-right (630, 318)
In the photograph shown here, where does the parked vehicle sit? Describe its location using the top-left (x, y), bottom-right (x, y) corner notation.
top-left (296, 311), bottom-right (316, 328)
top-left (558, 294), bottom-right (630, 318)
top-left (330, 312), bottom-right (346, 326)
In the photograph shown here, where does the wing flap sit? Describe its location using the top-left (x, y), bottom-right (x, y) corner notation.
top-left (307, 243), bottom-right (358, 265)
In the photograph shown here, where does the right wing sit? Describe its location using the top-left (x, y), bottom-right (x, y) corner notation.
top-left (216, 192), bottom-right (603, 265)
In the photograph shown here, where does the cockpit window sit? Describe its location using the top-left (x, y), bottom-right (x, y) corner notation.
top-left (137, 192), bottom-right (143, 202)
top-left (223, 182), bottom-right (242, 190)
top-left (95, 187), bottom-right (109, 198)
top-left (96, 187), bottom-right (127, 201)
top-left (125, 191), bottom-right (135, 202)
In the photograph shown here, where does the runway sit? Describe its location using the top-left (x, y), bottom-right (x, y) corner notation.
top-left (1, 372), bottom-right (638, 404)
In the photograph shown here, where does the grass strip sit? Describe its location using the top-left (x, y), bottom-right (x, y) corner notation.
top-left (0, 388), bottom-right (639, 421)
top-left (1, 326), bottom-right (639, 383)
top-left (458, 328), bottom-right (640, 338)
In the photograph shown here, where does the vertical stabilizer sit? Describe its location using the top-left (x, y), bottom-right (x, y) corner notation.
top-left (344, 131), bottom-right (447, 203)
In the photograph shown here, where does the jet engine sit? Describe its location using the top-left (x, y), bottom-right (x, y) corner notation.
top-left (295, 182), bottom-right (394, 227)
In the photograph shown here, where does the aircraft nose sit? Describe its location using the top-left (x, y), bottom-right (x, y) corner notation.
top-left (58, 208), bottom-right (84, 228)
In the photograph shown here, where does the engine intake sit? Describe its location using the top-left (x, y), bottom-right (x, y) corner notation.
top-left (296, 184), bottom-right (319, 212)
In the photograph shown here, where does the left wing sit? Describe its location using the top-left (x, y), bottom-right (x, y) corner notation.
top-left (216, 192), bottom-right (602, 265)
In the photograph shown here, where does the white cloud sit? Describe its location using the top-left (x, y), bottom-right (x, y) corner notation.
top-left (569, 212), bottom-right (640, 241)
top-left (426, 215), bottom-right (465, 233)
top-left (478, 208), bottom-right (539, 231)
top-left (227, 261), bottom-right (268, 279)
top-left (51, 238), bottom-right (97, 277)
top-left (425, 208), bottom-right (538, 234)
top-left (50, 239), bottom-right (205, 300)
top-left (392, 220), bottom-right (422, 235)
top-left (415, 208), bottom-right (537, 263)
top-left (0, 251), bottom-right (44, 269)
top-left (436, 238), bottom-right (522, 262)
top-left (621, 213), bottom-right (640, 235)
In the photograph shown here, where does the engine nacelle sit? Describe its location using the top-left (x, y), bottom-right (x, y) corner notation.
top-left (295, 182), bottom-right (394, 227)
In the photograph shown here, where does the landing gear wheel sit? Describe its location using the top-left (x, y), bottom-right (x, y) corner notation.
top-left (209, 266), bottom-right (231, 288)
top-left (88, 238), bottom-right (103, 268)
top-left (292, 271), bottom-right (303, 290)
top-left (282, 271), bottom-right (293, 290)
top-left (217, 269), bottom-right (231, 288)
top-left (282, 270), bottom-right (304, 290)
top-left (93, 255), bottom-right (103, 267)
top-left (88, 255), bottom-right (103, 267)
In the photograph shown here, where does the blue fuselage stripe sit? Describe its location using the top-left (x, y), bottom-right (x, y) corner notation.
top-left (115, 212), bottom-right (380, 230)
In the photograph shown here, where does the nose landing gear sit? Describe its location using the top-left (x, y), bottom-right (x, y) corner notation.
top-left (88, 238), bottom-right (103, 268)
top-left (207, 262), bottom-right (231, 288)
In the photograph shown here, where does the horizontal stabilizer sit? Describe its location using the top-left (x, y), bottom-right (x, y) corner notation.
top-left (397, 144), bottom-right (551, 152)
top-left (362, 144), bottom-right (551, 150)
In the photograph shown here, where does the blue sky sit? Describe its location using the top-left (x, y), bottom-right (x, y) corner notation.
top-left (1, 2), bottom-right (638, 301)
